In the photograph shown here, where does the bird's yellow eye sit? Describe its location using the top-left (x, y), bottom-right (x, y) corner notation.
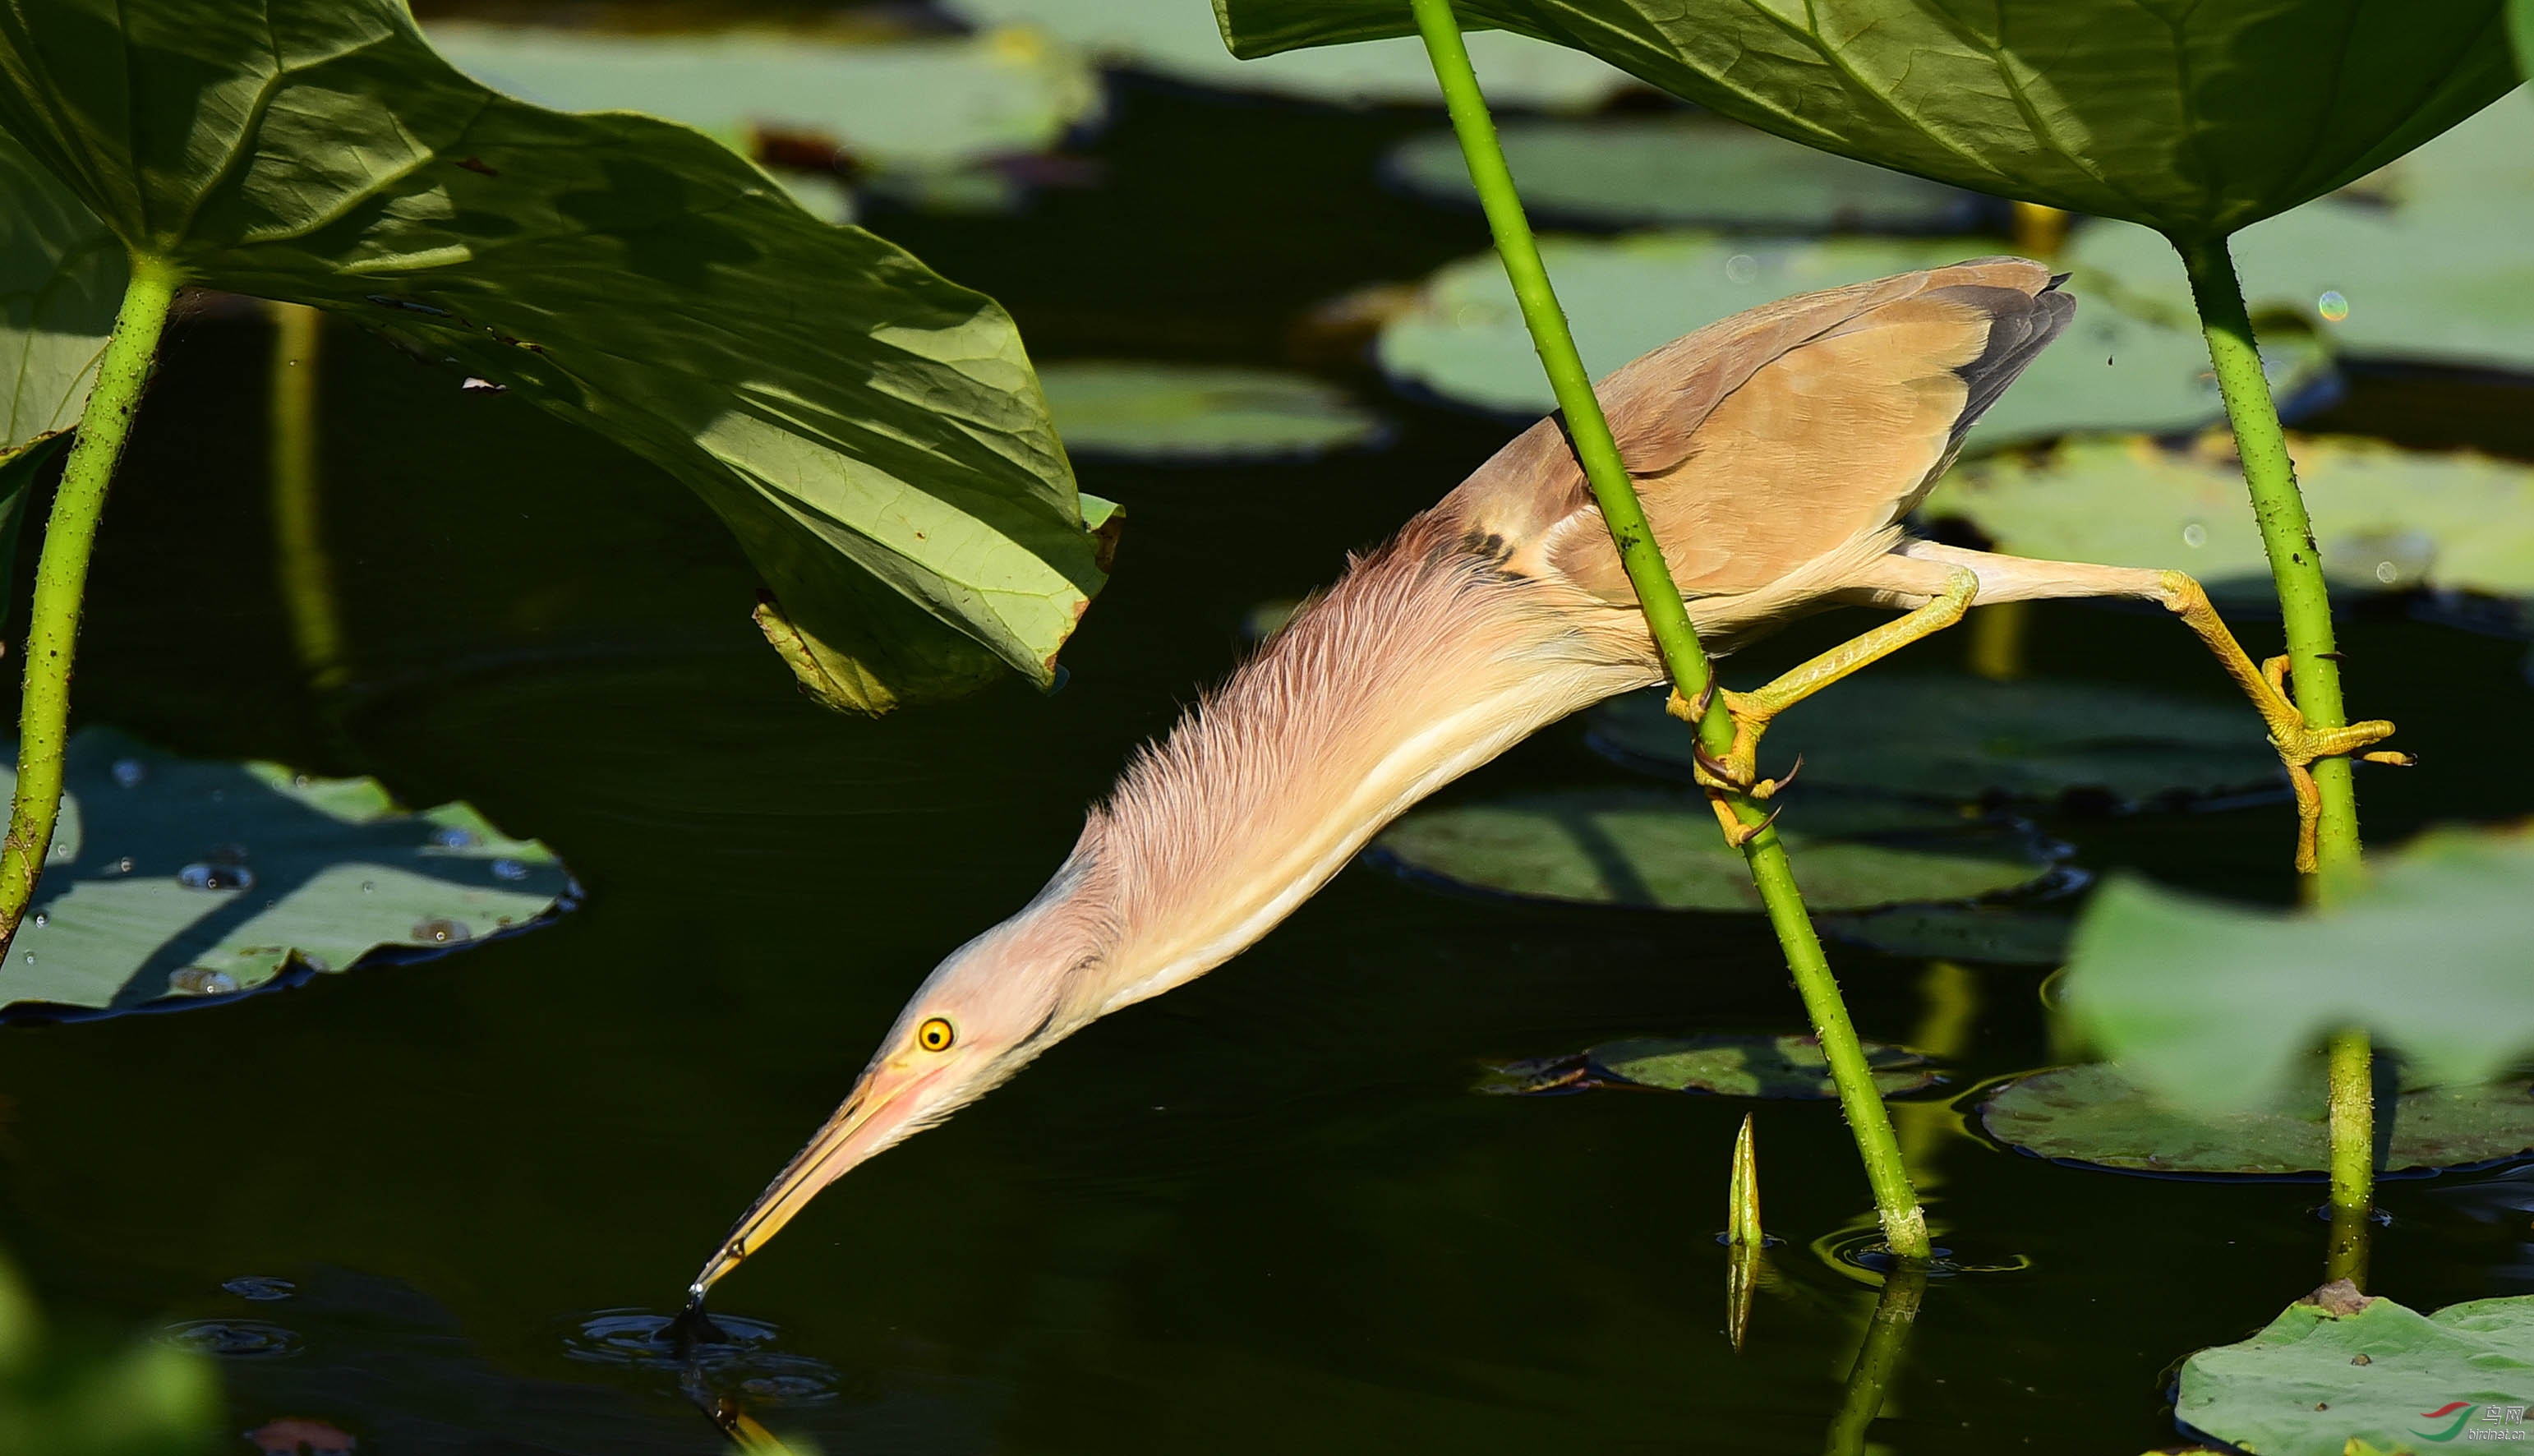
top-left (917, 1016), bottom-right (956, 1052)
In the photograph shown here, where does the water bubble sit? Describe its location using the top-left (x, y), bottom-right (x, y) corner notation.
top-left (2182, 523), bottom-right (2208, 548)
top-left (361, 881), bottom-right (375, 893)
top-left (177, 863), bottom-right (256, 892)
top-left (2332, 528), bottom-right (2435, 591)
top-left (30, 914), bottom-right (44, 928)
top-left (159, 1320), bottom-right (302, 1359)
top-left (2375, 560), bottom-right (2398, 583)
top-left (2318, 289), bottom-right (2350, 323)
top-left (110, 758), bottom-right (146, 788)
top-left (111, 856), bottom-right (135, 875)
top-left (222, 1276), bottom-right (297, 1302)
top-left (411, 918), bottom-right (472, 944)
top-left (429, 827), bottom-right (478, 850)
top-left (1723, 252), bottom-right (1759, 284)
top-left (491, 858), bottom-right (529, 882)
top-left (168, 967), bottom-right (241, 995)
top-left (292, 773), bottom-right (311, 789)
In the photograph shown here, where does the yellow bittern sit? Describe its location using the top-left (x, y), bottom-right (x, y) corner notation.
top-left (676, 258), bottom-right (2397, 1316)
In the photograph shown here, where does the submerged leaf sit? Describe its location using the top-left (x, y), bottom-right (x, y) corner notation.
top-left (0, 730), bottom-right (572, 1015)
top-left (2057, 822), bottom-right (2534, 1112)
top-left (1384, 117), bottom-right (1982, 233)
top-left (2174, 1288), bottom-right (2534, 1456)
top-left (0, 0), bottom-right (1111, 712)
top-left (1979, 1063), bottom-right (2534, 1177)
top-left (1482, 1033), bottom-right (1938, 1099)
top-left (1377, 236), bottom-right (2331, 449)
top-left (1590, 677), bottom-right (2277, 808)
top-left (1038, 361), bottom-right (1384, 463)
top-left (1371, 790), bottom-right (2056, 913)
top-left (1928, 435), bottom-right (2534, 600)
top-left (1216, 0), bottom-right (2519, 238)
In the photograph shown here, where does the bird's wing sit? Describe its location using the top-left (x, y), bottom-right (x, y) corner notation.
top-left (1437, 258), bottom-right (2071, 601)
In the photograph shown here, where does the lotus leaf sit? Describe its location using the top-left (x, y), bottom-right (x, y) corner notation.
top-left (2057, 822), bottom-right (2534, 1113)
top-left (1216, 0), bottom-right (2520, 239)
top-left (954, 0), bottom-right (1632, 108)
top-left (1818, 905), bottom-right (2072, 966)
top-left (1384, 117), bottom-right (1981, 233)
top-left (0, 0), bottom-right (1113, 713)
top-left (2174, 1287), bottom-right (2534, 1456)
top-left (1589, 675), bottom-right (2276, 807)
top-left (1928, 435), bottom-right (2534, 600)
top-left (1370, 790), bottom-right (2054, 913)
top-left (1039, 361), bottom-right (1385, 462)
top-left (1480, 1033), bottom-right (1937, 1098)
top-left (0, 730), bottom-right (572, 1016)
top-left (1377, 236), bottom-right (2331, 449)
top-left (1979, 1063), bottom-right (2534, 1177)
top-left (2065, 101), bottom-right (2534, 376)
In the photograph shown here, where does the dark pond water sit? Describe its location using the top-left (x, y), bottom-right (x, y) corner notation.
top-left (9, 75), bottom-right (2534, 1455)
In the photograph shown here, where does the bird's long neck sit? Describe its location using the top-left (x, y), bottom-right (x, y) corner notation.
top-left (1051, 514), bottom-right (1655, 1020)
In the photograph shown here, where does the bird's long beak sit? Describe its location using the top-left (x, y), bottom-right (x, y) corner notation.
top-left (684, 1057), bottom-right (944, 1303)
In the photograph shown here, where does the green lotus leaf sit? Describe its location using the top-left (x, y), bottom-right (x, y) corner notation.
top-left (0, 0), bottom-right (1112, 713)
top-left (1039, 361), bottom-right (1385, 462)
top-left (1216, 0), bottom-right (2521, 238)
top-left (1377, 235), bottom-right (2332, 449)
top-left (2065, 101), bottom-right (2534, 376)
top-left (1590, 675), bottom-right (2277, 808)
top-left (1479, 1033), bottom-right (1937, 1098)
top-left (0, 730), bottom-right (573, 1016)
top-left (1818, 905), bottom-right (2072, 966)
top-left (2174, 1287), bottom-right (2534, 1456)
top-left (1384, 117), bottom-right (1982, 233)
top-left (1928, 435), bottom-right (2534, 601)
top-left (1979, 1062), bottom-right (2534, 1177)
top-left (1371, 789), bottom-right (2056, 913)
top-left (956, 0), bottom-right (1632, 109)
top-left (2057, 822), bottom-right (2534, 1113)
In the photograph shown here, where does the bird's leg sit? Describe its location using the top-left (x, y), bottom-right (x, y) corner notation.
top-left (1670, 567), bottom-right (1981, 799)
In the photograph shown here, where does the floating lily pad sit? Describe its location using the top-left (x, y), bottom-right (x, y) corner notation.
top-left (1, 730), bottom-right (574, 1015)
top-left (1932, 435), bottom-right (2534, 601)
top-left (1588, 676), bottom-right (2278, 807)
top-left (1038, 362), bottom-right (1385, 463)
top-left (1481, 1033), bottom-right (1937, 1099)
top-left (1369, 790), bottom-right (2055, 913)
top-left (2066, 102), bottom-right (2534, 376)
top-left (1978, 1063), bottom-right (2534, 1177)
top-left (1384, 117), bottom-right (1983, 232)
top-left (1818, 905), bottom-right (2074, 966)
top-left (425, 23), bottom-right (1103, 171)
top-left (1377, 236), bottom-right (2333, 451)
top-left (945, 0), bottom-right (1633, 110)
top-left (2175, 1285), bottom-right (2534, 1456)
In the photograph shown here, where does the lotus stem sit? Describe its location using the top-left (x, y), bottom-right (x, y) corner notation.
top-left (1409, 0), bottom-right (1928, 1261)
top-left (0, 257), bottom-right (180, 948)
top-left (1823, 1262), bottom-right (1928, 1456)
top-left (2174, 232), bottom-right (2374, 1279)
top-left (270, 301), bottom-right (348, 698)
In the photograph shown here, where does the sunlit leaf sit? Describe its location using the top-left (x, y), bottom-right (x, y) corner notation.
top-left (1039, 361), bottom-right (1386, 463)
top-left (0, 730), bottom-right (573, 1016)
top-left (0, 0), bottom-right (1111, 712)
top-left (1377, 236), bottom-right (2332, 449)
top-left (2174, 1285), bottom-right (2534, 1456)
top-left (1384, 117), bottom-right (1982, 233)
top-left (2056, 822), bottom-right (2534, 1113)
top-left (1928, 435), bottom-right (2534, 600)
top-left (1371, 790), bottom-right (2057, 913)
top-left (1589, 676), bottom-right (2277, 809)
top-left (1979, 1062), bottom-right (2534, 1177)
top-left (1481, 1033), bottom-right (1938, 1099)
top-left (1216, 0), bottom-right (2519, 238)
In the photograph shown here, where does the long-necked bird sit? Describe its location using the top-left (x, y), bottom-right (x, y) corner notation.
top-left (679, 257), bottom-right (2396, 1311)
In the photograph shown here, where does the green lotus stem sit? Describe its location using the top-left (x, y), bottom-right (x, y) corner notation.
top-left (1409, 0), bottom-right (1928, 1262)
top-left (0, 256), bottom-right (180, 947)
top-left (2174, 233), bottom-right (2373, 1277)
top-left (270, 301), bottom-right (348, 697)
top-left (1823, 1262), bottom-right (1928, 1456)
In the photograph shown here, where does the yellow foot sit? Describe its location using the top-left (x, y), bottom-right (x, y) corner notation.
top-left (1664, 684), bottom-right (1802, 802)
top-left (2254, 655), bottom-right (2412, 873)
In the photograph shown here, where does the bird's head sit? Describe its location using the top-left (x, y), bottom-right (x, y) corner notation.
top-left (685, 881), bottom-right (1108, 1302)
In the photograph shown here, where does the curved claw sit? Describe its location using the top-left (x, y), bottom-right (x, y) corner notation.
top-left (1667, 682), bottom-right (1716, 726)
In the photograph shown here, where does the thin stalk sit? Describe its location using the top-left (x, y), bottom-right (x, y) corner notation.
top-left (0, 258), bottom-right (179, 947)
top-left (1410, 0), bottom-right (1927, 1260)
top-left (1822, 1262), bottom-right (1928, 1456)
top-left (2175, 233), bottom-right (2373, 1277)
top-left (270, 301), bottom-right (348, 697)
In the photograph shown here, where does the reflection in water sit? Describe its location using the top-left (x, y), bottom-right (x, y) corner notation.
top-left (159, 1318), bottom-right (304, 1358)
top-left (1822, 1264), bottom-right (1928, 1456)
